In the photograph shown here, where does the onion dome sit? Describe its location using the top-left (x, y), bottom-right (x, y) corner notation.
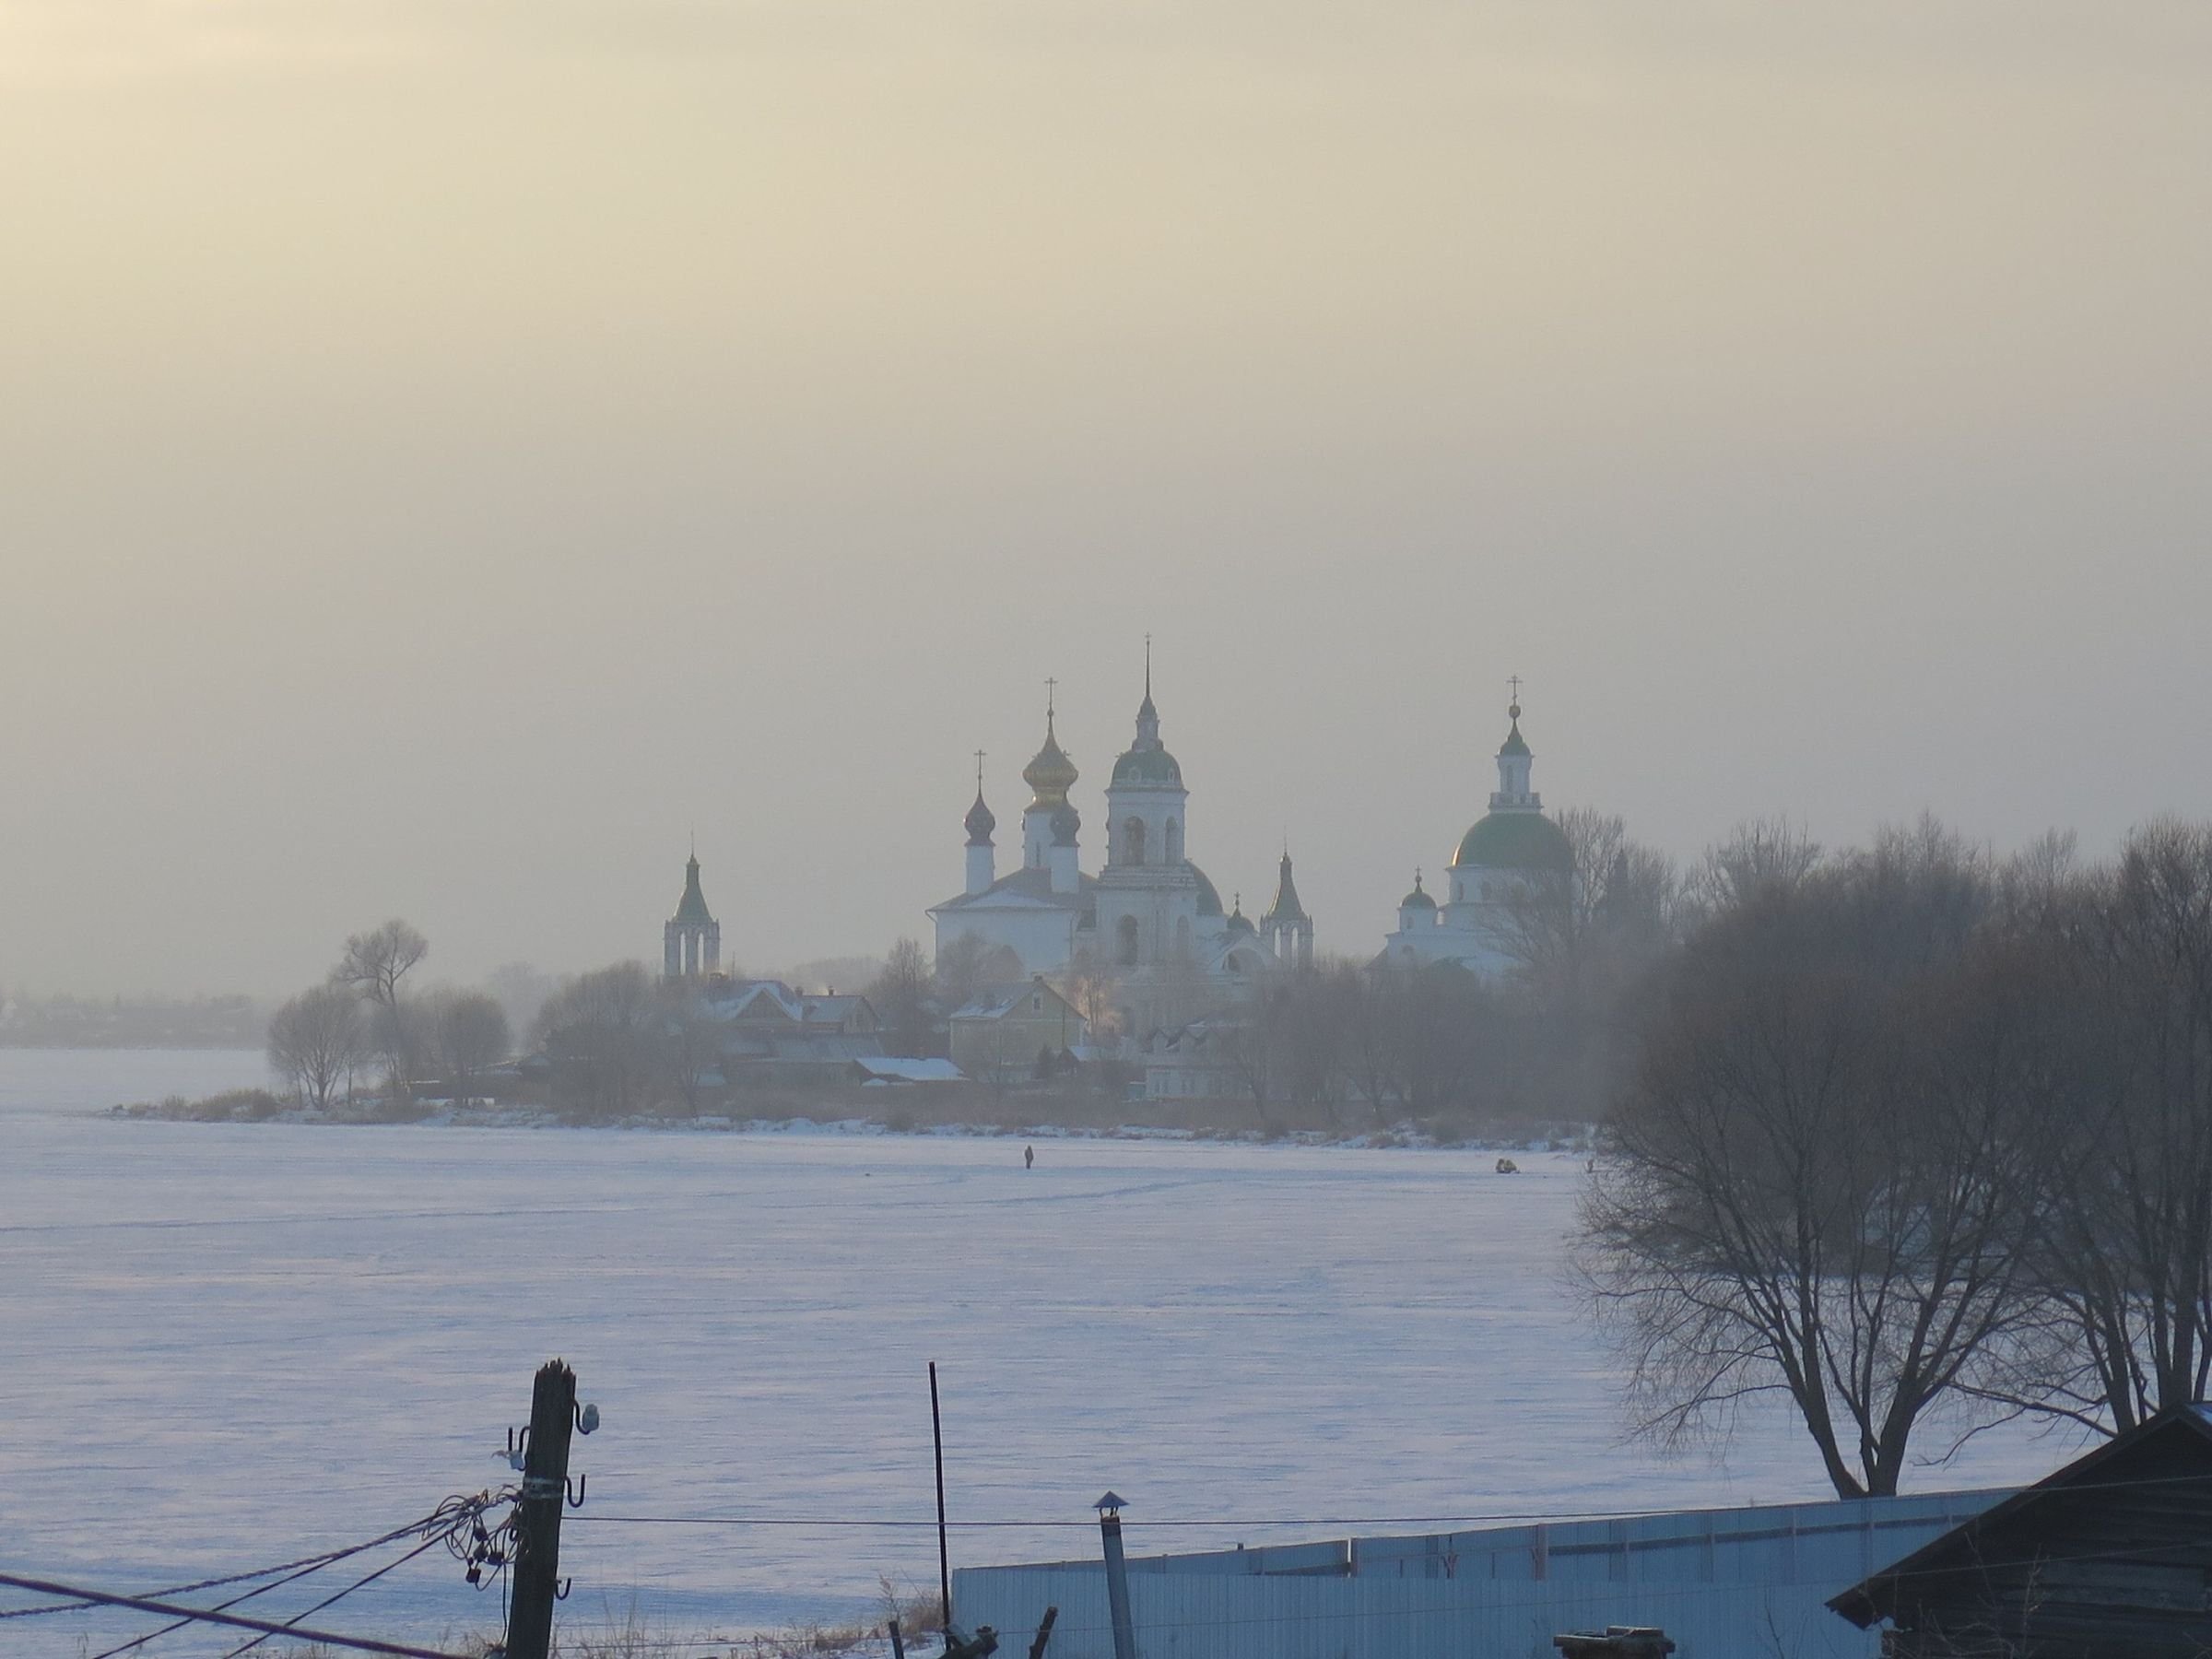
top-left (1262, 850), bottom-right (1308, 924)
top-left (1022, 711), bottom-right (1078, 811)
top-left (1400, 870), bottom-right (1435, 911)
top-left (1051, 802), bottom-right (1081, 847)
top-left (964, 789), bottom-right (996, 847)
top-left (672, 853), bottom-right (715, 925)
top-left (1227, 895), bottom-right (1255, 935)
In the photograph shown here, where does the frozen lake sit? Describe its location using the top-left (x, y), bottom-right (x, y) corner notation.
top-left (0, 1051), bottom-right (2076, 1656)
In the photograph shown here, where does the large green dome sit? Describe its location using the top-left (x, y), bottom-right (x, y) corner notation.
top-left (1112, 746), bottom-right (1183, 786)
top-left (1450, 810), bottom-right (1572, 874)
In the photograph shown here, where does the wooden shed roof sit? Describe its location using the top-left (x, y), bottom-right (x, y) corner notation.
top-left (1829, 1405), bottom-right (2212, 1630)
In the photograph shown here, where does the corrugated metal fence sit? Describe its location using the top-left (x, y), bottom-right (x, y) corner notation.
top-left (953, 1490), bottom-right (2005, 1659)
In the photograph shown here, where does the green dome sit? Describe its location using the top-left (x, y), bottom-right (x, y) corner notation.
top-left (1451, 810), bottom-right (1572, 874)
top-left (1187, 863), bottom-right (1224, 916)
top-left (1111, 746), bottom-right (1183, 787)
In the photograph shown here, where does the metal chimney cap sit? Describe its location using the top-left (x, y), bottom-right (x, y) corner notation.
top-left (1095, 1491), bottom-right (1127, 1513)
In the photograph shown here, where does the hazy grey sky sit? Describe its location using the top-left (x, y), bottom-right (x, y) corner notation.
top-left (4, 2), bottom-right (2208, 995)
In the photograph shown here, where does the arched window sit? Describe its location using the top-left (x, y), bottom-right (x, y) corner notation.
top-left (1164, 818), bottom-right (1183, 863)
top-left (1175, 916), bottom-right (1192, 959)
top-left (1117, 914), bottom-right (1140, 966)
top-left (1124, 818), bottom-right (1147, 866)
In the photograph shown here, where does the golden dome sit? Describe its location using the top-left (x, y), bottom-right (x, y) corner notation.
top-left (1022, 713), bottom-right (1078, 810)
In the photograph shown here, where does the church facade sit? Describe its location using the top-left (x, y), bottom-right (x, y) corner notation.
top-left (1378, 696), bottom-right (1571, 975)
top-left (929, 667), bottom-right (1312, 1035)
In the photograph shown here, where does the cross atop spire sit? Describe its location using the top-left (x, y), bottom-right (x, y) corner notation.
top-left (974, 748), bottom-right (986, 790)
top-left (1145, 633), bottom-right (1153, 700)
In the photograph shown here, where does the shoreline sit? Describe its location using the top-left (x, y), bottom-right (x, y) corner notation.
top-left (102, 1091), bottom-right (1596, 1155)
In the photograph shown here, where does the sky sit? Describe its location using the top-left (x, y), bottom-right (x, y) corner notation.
top-left (3, 1), bottom-right (2209, 997)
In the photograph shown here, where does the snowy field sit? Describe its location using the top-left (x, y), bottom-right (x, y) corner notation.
top-left (0, 1051), bottom-right (2081, 1656)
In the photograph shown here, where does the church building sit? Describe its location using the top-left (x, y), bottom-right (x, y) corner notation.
top-left (1378, 694), bottom-right (1572, 975)
top-left (929, 661), bottom-right (1311, 1033)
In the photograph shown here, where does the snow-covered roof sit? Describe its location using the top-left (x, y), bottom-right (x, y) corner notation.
top-left (951, 980), bottom-right (1082, 1023)
top-left (852, 1056), bottom-right (964, 1083)
top-left (929, 866), bottom-right (1098, 915)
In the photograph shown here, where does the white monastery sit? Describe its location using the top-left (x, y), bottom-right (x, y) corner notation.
top-left (1377, 693), bottom-right (1572, 974)
top-left (929, 661), bottom-right (1312, 1032)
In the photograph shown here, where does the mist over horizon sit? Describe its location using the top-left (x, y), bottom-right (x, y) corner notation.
top-left (5, 0), bottom-right (2208, 998)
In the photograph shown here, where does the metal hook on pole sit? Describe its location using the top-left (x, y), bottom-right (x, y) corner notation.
top-left (565, 1473), bottom-right (587, 1510)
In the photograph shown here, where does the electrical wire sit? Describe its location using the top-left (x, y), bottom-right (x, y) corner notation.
top-left (0, 1533), bottom-right (419, 1622)
top-left (218, 1530), bottom-right (453, 1659)
top-left (0, 1571), bottom-right (462, 1659)
top-left (556, 1463), bottom-right (2212, 1535)
top-left (83, 1513), bottom-right (459, 1658)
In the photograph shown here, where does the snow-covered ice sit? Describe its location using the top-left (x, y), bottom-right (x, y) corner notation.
top-left (0, 1051), bottom-right (2081, 1655)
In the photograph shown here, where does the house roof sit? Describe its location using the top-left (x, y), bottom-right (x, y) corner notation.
top-left (703, 982), bottom-right (800, 1021)
top-left (951, 979), bottom-right (1084, 1022)
top-left (1828, 1406), bottom-right (2212, 1630)
top-left (853, 1056), bottom-right (964, 1083)
top-left (930, 865), bottom-right (1099, 915)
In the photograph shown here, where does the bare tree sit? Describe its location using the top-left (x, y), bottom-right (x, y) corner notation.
top-left (868, 937), bottom-right (935, 1057)
top-left (1498, 807), bottom-right (1680, 994)
top-left (424, 988), bottom-right (511, 1107)
top-left (267, 983), bottom-right (368, 1112)
top-left (1059, 946), bottom-right (1124, 1039)
top-left (1580, 825), bottom-right (2049, 1498)
top-left (654, 977), bottom-right (724, 1115)
top-left (333, 919), bottom-right (429, 1094)
top-left (535, 961), bottom-right (661, 1122)
top-left (1683, 817), bottom-right (1824, 919)
top-left (933, 933), bottom-right (1021, 1012)
top-left (2012, 821), bottom-right (2212, 1432)
top-left (482, 960), bottom-right (556, 1047)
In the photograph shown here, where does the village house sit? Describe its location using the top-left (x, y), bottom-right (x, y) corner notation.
top-left (948, 977), bottom-right (1089, 1083)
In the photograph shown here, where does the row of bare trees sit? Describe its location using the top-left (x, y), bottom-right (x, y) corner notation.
top-left (265, 921), bottom-right (512, 1109)
top-left (1204, 807), bottom-right (1684, 1131)
top-left (1580, 817), bottom-right (2212, 1496)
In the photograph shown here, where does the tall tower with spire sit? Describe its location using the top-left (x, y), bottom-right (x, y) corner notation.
top-left (1260, 848), bottom-right (1313, 968)
top-left (664, 847), bottom-right (722, 979)
top-left (1103, 641), bottom-right (1190, 874)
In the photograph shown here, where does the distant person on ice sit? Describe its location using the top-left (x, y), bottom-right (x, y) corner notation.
top-left (1025, 1145), bottom-right (1035, 1169)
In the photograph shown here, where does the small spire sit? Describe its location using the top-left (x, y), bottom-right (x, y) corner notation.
top-left (1145, 633), bottom-right (1153, 701)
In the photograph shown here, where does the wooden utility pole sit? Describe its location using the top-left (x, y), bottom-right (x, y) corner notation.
top-left (930, 1360), bottom-right (951, 1633)
top-left (508, 1359), bottom-right (578, 1659)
